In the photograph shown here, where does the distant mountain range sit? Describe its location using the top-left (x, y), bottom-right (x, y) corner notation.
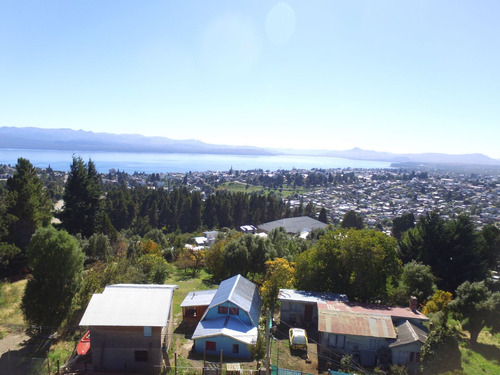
top-left (1, 126), bottom-right (499, 166)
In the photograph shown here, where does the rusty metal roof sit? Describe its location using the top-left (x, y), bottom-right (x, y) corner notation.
top-left (318, 309), bottom-right (396, 339)
top-left (317, 300), bottom-right (428, 321)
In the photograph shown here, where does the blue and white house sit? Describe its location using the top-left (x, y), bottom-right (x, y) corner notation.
top-left (192, 274), bottom-right (262, 359)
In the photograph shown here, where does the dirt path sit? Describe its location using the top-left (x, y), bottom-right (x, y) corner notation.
top-left (0, 330), bottom-right (29, 356)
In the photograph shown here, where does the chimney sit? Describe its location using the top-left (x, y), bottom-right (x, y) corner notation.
top-left (409, 296), bottom-right (418, 311)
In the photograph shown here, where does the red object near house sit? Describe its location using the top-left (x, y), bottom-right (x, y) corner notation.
top-left (77, 330), bottom-right (91, 355)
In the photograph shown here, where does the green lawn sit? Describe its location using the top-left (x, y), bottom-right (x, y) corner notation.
top-left (165, 268), bottom-right (217, 318)
top-left (459, 330), bottom-right (500, 375)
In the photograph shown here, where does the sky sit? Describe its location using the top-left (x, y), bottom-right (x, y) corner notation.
top-left (1, 1), bottom-right (500, 158)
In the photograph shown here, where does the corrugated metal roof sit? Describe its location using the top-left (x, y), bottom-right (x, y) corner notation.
top-left (257, 216), bottom-right (327, 234)
top-left (79, 284), bottom-right (177, 327)
top-left (192, 316), bottom-right (258, 345)
top-left (278, 289), bottom-right (348, 304)
top-left (389, 320), bottom-right (428, 347)
top-left (318, 301), bottom-right (428, 321)
top-left (207, 274), bottom-right (262, 327)
top-left (180, 289), bottom-right (218, 307)
top-left (318, 310), bottom-right (396, 339)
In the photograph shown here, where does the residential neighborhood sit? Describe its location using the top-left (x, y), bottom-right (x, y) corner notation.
top-left (71, 277), bottom-right (430, 375)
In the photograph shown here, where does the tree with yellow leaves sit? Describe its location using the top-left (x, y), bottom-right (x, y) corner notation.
top-left (260, 258), bottom-right (295, 310)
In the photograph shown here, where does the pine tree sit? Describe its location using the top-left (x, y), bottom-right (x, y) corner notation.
top-left (59, 157), bottom-right (103, 237)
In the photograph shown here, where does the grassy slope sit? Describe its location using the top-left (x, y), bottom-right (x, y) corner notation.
top-left (0, 279), bottom-right (27, 333)
top-left (459, 330), bottom-right (500, 375)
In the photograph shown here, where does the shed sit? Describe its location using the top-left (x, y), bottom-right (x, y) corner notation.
top-left (278, 289), bottom-right (348, 327)
top-left (180, 289), bottom-right (217, 323)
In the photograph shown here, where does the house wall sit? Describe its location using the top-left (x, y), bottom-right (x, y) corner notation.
top-left (204, 301), bottom-right (252, 325)
top-left (91, 326), bottom-right (163, 374)
top-left (319, 332), bottom-right (389, 367)
top-left (280, 301), bottom-right (317, 326)
top-left (182, 306), bottom-right (208, 323)
top-left (194, 335), bottom-right (252, 359)
top-left (391, 342), bottom-right (423, 375)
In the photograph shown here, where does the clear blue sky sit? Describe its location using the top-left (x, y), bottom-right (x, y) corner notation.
top-left (1, 1), bottom-right (499, 158)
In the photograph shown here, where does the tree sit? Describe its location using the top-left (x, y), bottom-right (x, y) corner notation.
top-left (21, 227), bottom-right (84, 334)
top-left (340, 210), bottom-right (364, 230)
top-left (400, 212), bottom-right (485, 292)
top-left (5, 158), bottom-right (51, 250)
top-left (449, 281), bottom-right (500, 345)
top-left (419, 325), bottom-right (462, 374)
top-left (260, 258), bottom-right (294, 310)
top-left (136, 253), bottom-right (171, 284)
top-left (423, 290), bottom-right (453, 317)
top-left (391, 212), bottom-right (415, 241)
top-left (177, 248), bottom-right (206, 277)
top-left (295, 228), bottom-right (401, 302)
top-left (479, 224), bottom-right (500, 271)
top-left (83, 233), bottom-right (112, 261)
top-left (318, 207), bottom-right (328, 224)
top-left (205, 237), bottom-right (230, 282)
top-left (223, 236), bottom-right (250, 277)
top-left (59, 156), bottom-right (103, 238)
top-left (2, 158), bottom-right (51, 275)
top-left (390, 261), bottom-right (436, 306)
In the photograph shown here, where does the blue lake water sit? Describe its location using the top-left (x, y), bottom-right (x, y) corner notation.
top-left (0, 148), bottom-right (393, 173)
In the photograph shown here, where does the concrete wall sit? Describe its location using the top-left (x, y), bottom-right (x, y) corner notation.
top-left (91, 326), bottom-right (163, 374)
top-left (194, 335), bottom-right (252, 359)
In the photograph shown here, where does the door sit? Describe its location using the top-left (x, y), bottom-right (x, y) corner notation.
top-left (304, 304), bottom-right (313, 322)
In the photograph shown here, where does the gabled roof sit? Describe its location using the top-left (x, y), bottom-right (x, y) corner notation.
top-left (318, 309), bottom-right (396, 339)
top-left (207, 274), bottom-right (262, 327)
top-left (192, 316), bottom-right (258, 345)
top-left (257, 216), bottom-right (327, 234)
top-left (389, 320), bottom-right (428, 348)
top-left (181, 289), bottom-right (218, 308)
top-left (79, 284), bottom-right (178, 327)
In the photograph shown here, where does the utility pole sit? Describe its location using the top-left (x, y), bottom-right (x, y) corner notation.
top-left (266, 309), bottom-right (271, 375)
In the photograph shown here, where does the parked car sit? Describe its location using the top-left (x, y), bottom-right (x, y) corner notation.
top-left (289, 328), bottom-right (308, 350)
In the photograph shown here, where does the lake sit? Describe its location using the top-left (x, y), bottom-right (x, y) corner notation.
top-left (0, 148), bottom-right (393, 173)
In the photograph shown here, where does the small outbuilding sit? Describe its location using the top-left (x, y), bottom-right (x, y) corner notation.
top-left (389, 320), bottom-right (428, 375)
top-left (180, 289), bottom-right (217, 324)
top-left (278, 289), bottom-right (348, 327)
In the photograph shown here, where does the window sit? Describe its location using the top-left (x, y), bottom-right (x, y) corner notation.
top-left (232, 344), bottom-right (239, 354)
top-left (229, 307), bottom-right (239, 315)
top-left (328, 334), bottom-right (346, 349)
top-left (135, 350), bottom-right (148, 362)
top-left (337, 335), bottom-right (346, 349)
top-left (369, 338), bottom-right (376, 350)
top-left (143, 326), bottom-right (152, 337)
top-left (206, 341), bottom-right (216, 351)
top-left (410, 352), bottom-right (421, 362)
top-left (186, 308), bottom-right (197, 317)
top-left (218, 306), bottom-right (228, 314)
